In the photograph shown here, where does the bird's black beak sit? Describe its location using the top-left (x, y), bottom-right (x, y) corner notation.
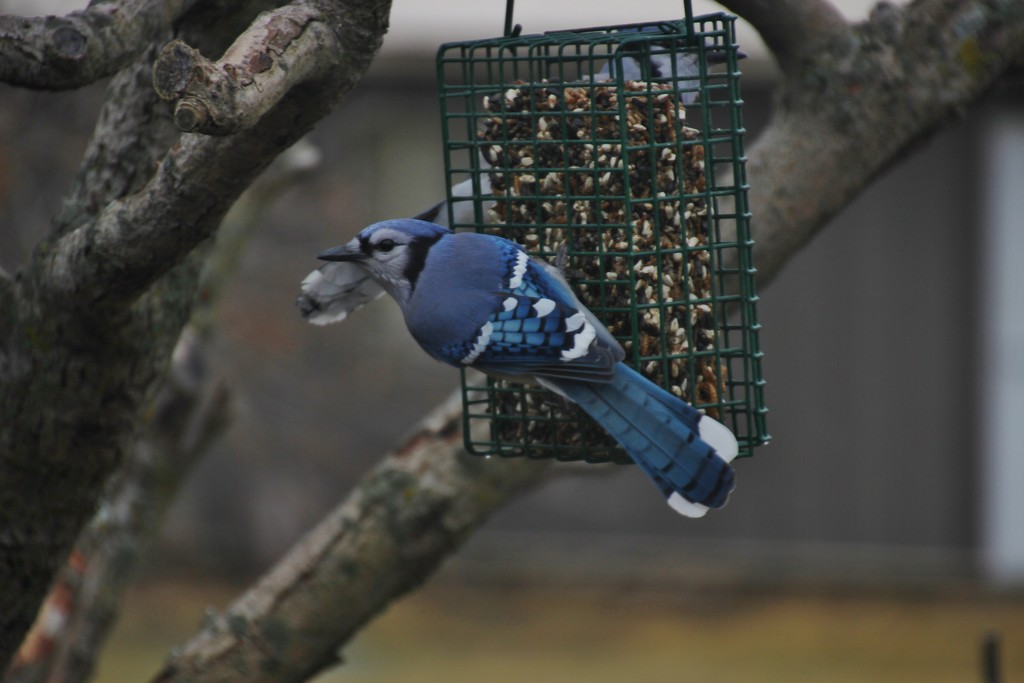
top-left (317, 238), bottom-right (364, 262)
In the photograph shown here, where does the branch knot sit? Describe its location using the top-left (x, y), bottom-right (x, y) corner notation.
top-left (152, 6), bottom-right (335, 136)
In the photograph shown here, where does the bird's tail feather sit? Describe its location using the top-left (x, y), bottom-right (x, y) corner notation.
top-left (546, 364), bottom-right (737, 518)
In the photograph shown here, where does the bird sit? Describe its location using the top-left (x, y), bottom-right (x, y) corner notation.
top-left (300, 218), bottom-right (738, 517)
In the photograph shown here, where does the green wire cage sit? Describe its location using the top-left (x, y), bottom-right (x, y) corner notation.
top-left (436, 6), bottom-right (768, 463)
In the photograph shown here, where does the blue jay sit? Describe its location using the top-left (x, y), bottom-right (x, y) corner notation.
top-left (302, 219), bottom-right (738, 517)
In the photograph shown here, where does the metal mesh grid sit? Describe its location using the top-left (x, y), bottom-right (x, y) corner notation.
top-left (436, 13), bottom-right (768, 462)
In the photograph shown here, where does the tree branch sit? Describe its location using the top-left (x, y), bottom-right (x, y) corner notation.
top-left (734, 0), bottom-right (1024, 285)
top-left (154, 5), bottom-right (336, 134)
top-left (718, 0), bottom-right (848, 73)
top-left (37, 126), bottom-right (279, 314)
top-left (37, 0), bottom-right (384, 317)
top-left (152, 392), bottom-right (547, 683)
top-left (0, 0), bottom-right (198, 90)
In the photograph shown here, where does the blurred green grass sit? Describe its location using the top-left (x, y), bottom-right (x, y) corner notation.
top-left (97, 577), bottom-right (1023, 682)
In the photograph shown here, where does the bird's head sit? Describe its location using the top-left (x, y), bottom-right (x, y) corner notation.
top-left (317, 219), bottom-right (451, 306)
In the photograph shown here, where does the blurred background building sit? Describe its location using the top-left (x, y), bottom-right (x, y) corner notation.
top-left (2, 0), bottom-right (1023, 588)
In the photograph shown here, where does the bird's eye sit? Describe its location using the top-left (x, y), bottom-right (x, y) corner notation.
top-left (377, 239), bottom-right (396, 253)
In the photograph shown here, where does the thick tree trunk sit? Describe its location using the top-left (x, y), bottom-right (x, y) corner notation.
top-left (0, 0), bottom-right (393, 671)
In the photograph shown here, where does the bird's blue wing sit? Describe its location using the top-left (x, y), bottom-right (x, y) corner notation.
top-left (435, 239), bottom-right (623, 382)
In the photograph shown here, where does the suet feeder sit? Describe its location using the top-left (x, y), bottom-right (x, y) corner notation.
top-left (437, 2), bottom-right (768, 462)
